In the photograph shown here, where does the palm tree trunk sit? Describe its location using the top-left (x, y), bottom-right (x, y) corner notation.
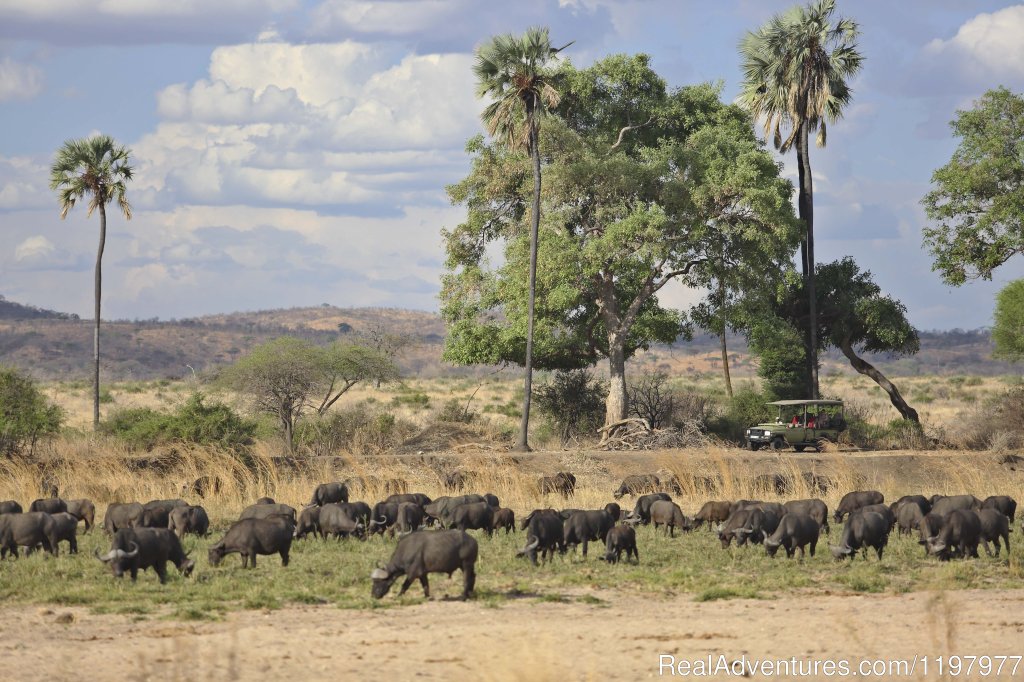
top-left (515, 125), bottom-right (541, 452)
top-left (796, 124), bottom-right (819, 399)
top-left (838, 338), bottom-right (919, 424)
top-left (93, 202), bottom-right (107, 429)
top-left (718, 276), bottom-right (733, 398)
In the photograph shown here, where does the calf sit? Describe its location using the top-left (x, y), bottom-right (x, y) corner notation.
top-left (834, 491), bottom-right (884, 522)
top-left (370, 529), bottom-right (478, 599)
top-left (927, 509), bottom-right (981, 560)
top-left (649, 500), bottom-right (692, 537)
top-left (830, 511), bottom-right (889, 561)
top-left (294, 506), bottom-right (322, 540)
top-left (603, 525), bottom-right (639, 564)
top-left (563, 510), bottom-right (615, 558)
top-left (783, 499), bottom-right (829, 535)
top-left (764, 513), bottom-right (820, 558)
top-left (96, 527), bottom-right (194, 583)
top-left (694, 501), bottom-right (731, 531)
top-left (982, 496), bottom-right (1017, 523)
top-left (167, 505), bottom-right (209, 539)
top-left (209, 516), bottom-right (294, 568)
top-left (517, 510), bottom-right (564, 566)
top-left (64, 499), bottom-right (96, 533)
top-left (491, 508), bottom-right (515, 535)
top-left (977, 509), bottom-right (1011, 557)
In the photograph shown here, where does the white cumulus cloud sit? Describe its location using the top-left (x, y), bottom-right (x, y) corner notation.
top-left (0, 58), bottom-right (43, 101)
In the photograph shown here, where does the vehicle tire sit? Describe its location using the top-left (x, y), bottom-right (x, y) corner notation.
top-left (793, 445), bottom-right (806, 453)
top-left (748, 441), bottom-right (762, 452)
top-left (769, 437), bottom-right (786, 452)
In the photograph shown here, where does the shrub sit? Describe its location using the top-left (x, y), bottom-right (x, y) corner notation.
top-left (533, 370), bottom-right (607, 445)
top-left (391, 392), bottom-right (430, 409)
top-left (0, 366), bottom-right (63, 457)
top-left (437, 398), bottom-right (475, 424)
top-left (295, 403), bottom-right (415, 456)
top-left (952, 386), bottom-right (1024, 450)
top-left (628, 370), bottom-right (716, 430)
top-left (708, 387), bottom-right (774, 443)
top-left (101, 392), bottom-right (255, 451)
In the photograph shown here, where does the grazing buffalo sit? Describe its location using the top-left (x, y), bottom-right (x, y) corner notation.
top-left (385, 493), bottom-right (432, 508)
top-left (890, 495), bottom-right (931, 519)
top-left (50, 512), bottom-right (80, 554)
top-left (209, 516), bottom-right (294, 568)
top-left (926, 509), bottom-right (981, 560)
top-left (857, 504), bottom-right (896, 533)
top-left (371, 529), bottom-right (478, 600)
top-left (103, 502), bottom-right (144, 534)
top-left (424, 495), bottom-right (485, 528)
top-left (140, 499), bottom-right (188, 529)
top-left (834, 491), bottom-right (885, 522)
top-left (896, 503), bottom-right (925, 536)
top-left (0, 501), bottom-right (23, 515)
top-left (694, 501), bottom-right (732, 531)
top-left (604, 502), bottom-right (622, 521)
top-left (320, 503), bottom-right (364, 539)
top-left (729, 499), bottom-right (763, 516)
top-left (29, 498), bottom-right (66, 515)
top-left (718, 508), bottom-right (780, 548)
top-left (0, 512), bottom-right (58, 558)
top-left (801, 472), bottom-right (836, 495)
top-left (558, 509), bottom-right (583, 521)
top-left (167, 505), bottom-right (209, 539)
top-left (96, 527), bottom-right (194, 583)
top-left (309, 482), bottom-right (348, 507)
top-left (368, 502), bottom-right (400, 536)
top-left (831, 511), bottom-right (889, 560)
top-left (539, 471), bottom-right (577, 498)
top-left (65, 499), bottom-right (96, 533)
top-left (931, 495), bottom-right (981, 517)
top-left (613, 474), bottom-right (660, 499)
top-left (395, 502), bottom-right (426, 536)
top-left (239, 503), bottom-right (297, 523)
top-left (982, 496), bottom-right (1017, 523)
top-left (491, 508), bottom-right (515, 535)
top-left (603, 525), bottom-right (639, 564)
top-left (254, 496), bottom-right (276, 505)
top-left (977, 509), bottom-right (1011, 557)
top-left (649, 501), bottom-right (692, 537)
top-left (442, 471), bottom-right (467, 492)
top-left (339, 501), bottom-right (372, 528)
top-left (626, 493), bottom-right (672, 525)
top-left (517, 510), bottom-right (565, 566)
top-left (563, 510), bottom-right (615, 558)
top-left (782, 499), bottom-right (829, 535)
top-left (294, 505), bottom-right (322, 540)
top-left (917, 513), bottom-right (947, 556)
top-left (764, 513), bottom-right (819, 558)
top-left (450, 502), bottom-right (494, 537)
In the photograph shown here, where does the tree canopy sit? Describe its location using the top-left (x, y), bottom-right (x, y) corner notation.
top-left (992, 279), bottom-right (1024, 362)
top-left (922, 87), bottom-right (1024, 286)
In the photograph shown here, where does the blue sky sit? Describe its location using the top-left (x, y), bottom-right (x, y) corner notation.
top-left (1, 0), bottom-right (1022, 330)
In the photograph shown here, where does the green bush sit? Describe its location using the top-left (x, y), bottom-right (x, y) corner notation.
top-left (533, 370), bottom-right (607, 445)
top-left (708, 387), bottom-right (774, 443)
top-left (437, 398), bottom-right (474, 424)
top-left (101, 392), bottom-right (255, 451)
top-left (295, 403), bottom-right (413, 456)
top-left (0, 366), bottom-right (63, 457)
top-left (390, 392), bottom-right (430, 409)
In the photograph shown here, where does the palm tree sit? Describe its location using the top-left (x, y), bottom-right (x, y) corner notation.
top-left (50, 135), bottom-right (133, 429)
top-left (738, 0), bottom-right (863, 399)
top-left (474, 27), bottom-right (570, 451)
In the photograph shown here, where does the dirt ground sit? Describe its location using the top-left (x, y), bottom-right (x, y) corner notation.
top-left (5, 589), bottom-right (1024, 681)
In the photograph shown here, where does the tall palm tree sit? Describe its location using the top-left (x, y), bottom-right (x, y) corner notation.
top-left (738, 0), bottom-right (863, 399)
top-left (474, 27), bottom-right (570, 451)
top-left (50, 135), bottom-right (133, 429)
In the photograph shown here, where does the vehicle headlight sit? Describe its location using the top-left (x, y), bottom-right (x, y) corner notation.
top-left (764, 430), bottom-right (771, 436)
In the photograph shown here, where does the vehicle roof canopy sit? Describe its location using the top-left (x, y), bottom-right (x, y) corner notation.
top-left (767, 399), bottom-right (844, 407)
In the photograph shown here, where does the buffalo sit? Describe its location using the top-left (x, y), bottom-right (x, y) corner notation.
top-left (309, 482), bottom-right (348, 506)
top-left (29, 498), bottom-right (66, 515)
top-left (442, 471), bottom-right (467, 492)
top-left (764, 513), bottom-right (819, 558)
top-left (563, 510), bottom-right (615, 558)
top-left (491, 508), bottom-right (515, 535)
top-left (626, 493), bottom-right (672, 525)
top-left (982, 496), bottom-right (1017, 523)
top-left (167, 505), bottom-right (209, 539)
top-left (368, 502), bottom-right (400, 536)
top-left (294, 505), bottom-right (322, 540)
top-left (320, 503), bottom-right (365, 539)
top-left (239, 503), bottom-right (297, 523)
top-left (857, 504), bottom-right (896, 533)
top-left (917, 513), bottom-right (947, 556)
top-left (450, 502), bottom-right (494, 537)
top-left (0, 512), bottom-right (58, 558)
top-left (339, 501), bottom-right (372, 527)
top-left (649, 501), bottom-right (692, 537)
top-left (96, 527), bottom-right (194, 583)
top-left (604, 502), bottom-right (622, 521)
top-left (517, 510), bottom-right (565, 566)
top-left (926, 509), bottom-right (981, 560)
top-left (834, 490), bottom-right (884, 522)
top-left (424, 495), bottom-right (485, 528)
top-left (65, 499), bottom-right (96, 533)
top-left (782, 499), bottom-right (829, 535)
top-left (613, 474), bottom-right (660, 499)
top-left (896, 502), bottom-right (925, 536)
top-left (394, 502), bottom-right (426, 536)
top-left (694, 501), bottom-right (732, 531)
top-left (140, 499), bottom-right (188, 528)
top-left (0, 501), bottom-right (23, 515)
top-left (539, 472), bottom-right (577, 498)
top-left (50, 512), bottom-right (79, 554)
top-left (718, 508), bottom-right (780, 548)
top-left (931, 495), bottom-right (981, 517)
top-left (385, 493), bottom-right (432, 508)
top-left (371, 529), bottom-right (478, 600)
top-left (977, 509), bottom-right (1011, 557)
top-left (889, 494), bottom-right (931, 518)
top-left (254, 496), bottom-right (276, 505)
top-left (831, 511), bottom-right (889, 560)
top-left (103, 502), bottom-right (144, 534)
top-left (603, 525), bottom-right (639, 564)
top-left (209, 516), bottom-right (295, 568)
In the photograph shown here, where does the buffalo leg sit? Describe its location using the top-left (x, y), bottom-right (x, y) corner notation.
top-left (875, 545), bottom-right (884, 560)
top-left (809, 539), bottom-right (817, 557)
top-left (70, 537), bottom-right (78, 554)
top-left (582, 540), bottom-right (588, 558)
top-left (281, 549), bottom-right (289, 567)
top-left (397, 576), bottom-right (415, 596)
top-left (462, 566), bottom-right (475, 599)
top-left (130, 566), bottom-right (138, 581)
top-left (419, 575), bottom-right (430, 597)
top-left (982, 539), bottom-right (994, 557)
top-left (156, 562), bottom-right (168, 584)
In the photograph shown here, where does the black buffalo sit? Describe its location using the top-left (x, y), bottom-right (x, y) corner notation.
top-left (517, 510), bottom-right (565, 565)
top-left (764, 513), bottom-right (819, 558)
top-left (0, 512), bottom-right (58, 558)
top-left (694, 501), bottom-right (732, 530)
top-left (0, 501), bottom-right (23, 515)
top-left (626, 493), bottom-right (672, 525)
top-left (649, 501), bottom-right (692, 537)
top-left (603, 525), bottom-right (639, 564)
top-left (168, 505), bottom-right (209, 539)
top-left (491, 508), bottom-right (515, 534)
top-left (309, 482), bottom-right (348, 506)
top-left (209, 516), bottom-right (294, 568)
top-left (563, 510), bottom-right (615, 557)
top-left (371, 529), bottom-right (478, 599)
top-left (831, 511), bottom-right (889, 560)
top-left (103, 502), bottom-right (144, 534)
top-left (539, 472), bottom-right (577, 498)
top-left (977, 509), bottom-right (1011, 557)
top-left (65, 499), bottom-right (96, 533)
top-left (450, 502), bottom-right (494, 537)
top-left (239, 503), bottom-right (296, 523)
top-left (982, 496), bottom-right (1017, 523)
top-left (783, 499), bottom-right (829, 534)
top-left (931, 495), bottom-right (981, 517)
top-left (320, 503), bottom-right (364, 539)
top-left (96, 527), bottom-right (194, 583)
top-left (613, 474), bottom-right (660, 499)
top-left (926, 509), bottom-right (981, 560)
top-left (834, 490), bottom-right (884, 522)
top-left (29, 498), bottom-right (66, 515)
top-left (294, 506), bottom-right (322, 540)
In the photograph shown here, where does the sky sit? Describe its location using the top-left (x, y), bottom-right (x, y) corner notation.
top-left (1, 0), bottom-right (1023, 330)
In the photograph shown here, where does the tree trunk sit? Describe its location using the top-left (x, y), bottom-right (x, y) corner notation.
top-left (838, 339), bottom-right (920, 424)
top-left (93, 202), bottom-right (107, 429)
top-left (605, 337), bottom-right (628, 425)
top-left (796, 124), bottom-right (819, 399)
top-left (515, 124), bottom-right (542, 452)
top-left (282, 411), bottom-right (295, 453)
top-left (718, 277), bottom-right (733, 398)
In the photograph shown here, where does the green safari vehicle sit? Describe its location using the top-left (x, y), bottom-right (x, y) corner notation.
top-left (745, 399), bottom-right (846, 452)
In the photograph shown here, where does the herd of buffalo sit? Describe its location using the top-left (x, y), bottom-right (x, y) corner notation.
top-left (0, 471), bottom-right (1018, 601)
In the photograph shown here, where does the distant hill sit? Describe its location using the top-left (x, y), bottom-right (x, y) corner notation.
top-left (0, 298), bottom-right (1015, 381)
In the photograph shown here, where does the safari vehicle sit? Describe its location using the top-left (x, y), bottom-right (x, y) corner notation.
top-left (745, 399), bottom-right (846, 452)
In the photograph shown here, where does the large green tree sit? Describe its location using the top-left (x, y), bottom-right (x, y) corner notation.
top-left (49, 135), bottom-right (133, 429)
top-left (443, 56), bottom-right (800, 426)
top-left (473, 26), bottom-right (570, 451)
top-left (992, 279), bottom-right (1024, 362)
top-left (738, 0), bottom-right (864, 399)
top-left (922, 87), bottom-right (1024, 285)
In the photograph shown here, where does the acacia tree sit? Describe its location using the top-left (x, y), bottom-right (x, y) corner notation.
top-left (443, 56), bottom-right (800, 425)
top-left (922, 87), bottom-right (1024, 285)
top-left (219, 337), bottom-right (398, 452)
top-left (992, 280), bottom-right (1024, 362)
top-left (738, 0), bottom-right (864, 399)
top-left (49, 135), bottom-right (133, 429)
top-left (473, 27), bottom-right (570, 451)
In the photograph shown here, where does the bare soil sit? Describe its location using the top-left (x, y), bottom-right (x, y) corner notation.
top-left (6, 589), bottom-right (1024, 681)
